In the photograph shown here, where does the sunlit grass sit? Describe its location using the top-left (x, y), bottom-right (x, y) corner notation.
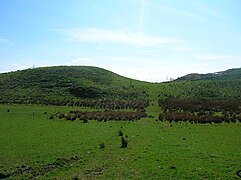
top-left (1, 104), bottom-right (240, 179)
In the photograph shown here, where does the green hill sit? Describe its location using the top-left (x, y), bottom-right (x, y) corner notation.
top-left (159, 79), bottom-right (241, 100)
top-left (0, 66), bottom-right (241, 104)
top-left (175, 67), bottom-right (241, 81)
top-left (164, 68), bottom-right (241, 100)
top-left (0, 66), bottom-right (149, 104)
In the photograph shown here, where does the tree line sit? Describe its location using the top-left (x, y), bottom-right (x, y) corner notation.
top-left (1, 98), bottom-right (149, 110)
top-left (47, 99), bottom-right (149, 110)
top-left (158, 98), bottom-right (241, 123)
top-left (56, 109), bottom-right (147, 122)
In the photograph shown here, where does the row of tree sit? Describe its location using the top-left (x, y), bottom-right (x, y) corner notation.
top-left (1, 99), bottom-right (149, 111)
top-left (159, 112), bottom-right (241, 124)
top-left (56, 109), bottom-right (147, 122)
top-left (158, 98), bottom-right (241, 123)
top-left (159, 98), bottom-right (241, 114)
top-left (45, 99), bottom-right (149, 110)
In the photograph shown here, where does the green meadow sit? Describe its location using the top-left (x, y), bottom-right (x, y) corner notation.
top-left (1, 104), bottom-right (241, 179)
top-left (1, 66), bottom-right (241, 179)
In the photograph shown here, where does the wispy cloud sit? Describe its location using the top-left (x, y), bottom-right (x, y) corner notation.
top-left (200, 55), bottom-right (241, 62)
top-left (66, 57), bottom-right (94, 66)
top-left (12, 63), bottom-right (28, 70)
top-left (174, 47), bottom-right (191, 52)
top-left (59, 28), bottom-right (178, 48)
top-left (193, 1), bottom-right (228, 20)
top-left (0, 38), bottom-right (9, 43)
top-left (138, 0), bottom-right (150, 32)
top-left (107, 64), bottom-right (199, 82)
top-left (98, 56), bottom-right (165, 66)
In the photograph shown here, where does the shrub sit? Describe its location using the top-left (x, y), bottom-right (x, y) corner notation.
top-left (118, 130), bottom-right (123, 136)
top-left (99, 143), bottom-right (105, 149)
top-left (120, 136), bottom-right (128, 148)
top-left (65, 113), bottom-right (77, 121)
top-left (58, 112), bottom-right (65, 119)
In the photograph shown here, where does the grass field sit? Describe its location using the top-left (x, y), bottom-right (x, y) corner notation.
top-left (1, 104), bottom-right (241, 179)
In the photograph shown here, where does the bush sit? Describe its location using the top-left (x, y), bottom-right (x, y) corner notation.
top-left (99, 143), bottom-right (105, 149)
top-left (65, 113), bottom-right (77, 121)
top-left (118, 130), bottom-right (123, 136)
top-left (49, 114), bottom-right (54, 119)
top-left (120, 136), bottom-right (128, 148)
top-left (58, 112), bottom-right (65, 119)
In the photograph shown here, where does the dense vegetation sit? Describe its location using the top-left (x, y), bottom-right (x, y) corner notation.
top-left (159, 98), bottom-right (241, 123)
top-left (61, 110), bottom-right (147, 122)
top-left (40, 99), bottom-right (149, 110)
top-left (51, 99), bottom-right (149, 122)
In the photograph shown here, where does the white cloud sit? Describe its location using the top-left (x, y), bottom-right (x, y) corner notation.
top-left (9, 63), bottom-right (30, 71)
top-left (66, 57), bottom-right (94, 66)
top-left (174, 47), bottom-right (191, 52)
top-left (98, 56), bottom-right (164, 66)
top-left (197, 63), bottom-right (209, 68)
top-left (108, 64), bottom-right (196, 82)
top-left (225, 59), bottom-right (233, 63)
top-left (193, 1), bottom-right (228, 20)
top-left (72, 57), bottom-right (93, 63)
top-left (100, 55), bottom-right (240, 82)
top-left (200, 55), bottom-right (241, 62)
top-left (59, 28), bottom-right (178, 48)
top-left (0, 38), bottom-right (8, 43)
top-left (95, 56), bottom-right (194, 82)
top-left (138, 0), bottom-right (150, 32)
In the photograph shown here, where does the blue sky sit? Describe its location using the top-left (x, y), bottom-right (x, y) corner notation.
top-left (0, 0), bottom-right (241, 82)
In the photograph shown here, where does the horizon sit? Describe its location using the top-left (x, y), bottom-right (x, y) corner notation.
top-left (1, 0), bottom-right (241, 82)
top-left (1, 65), bottom-right (240, 83)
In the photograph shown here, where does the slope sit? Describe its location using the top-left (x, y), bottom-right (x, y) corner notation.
top-left (0, 66), bottom-right (241, 105)
top-left (0, 66), bottom-right (149, 104)
top-left (175, 67), bottom-right (241, 81)
top-left (159, 68), bottom-right (241, 100)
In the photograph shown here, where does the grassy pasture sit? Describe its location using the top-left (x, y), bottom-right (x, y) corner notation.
top-left (1, 104), bottom-right (241, 179)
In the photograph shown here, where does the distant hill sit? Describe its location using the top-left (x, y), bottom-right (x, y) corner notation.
top-left (159, 68), bottom-right (241, 100)
top-left (175, 68), bottom-right (241, 81)
top-left (159, 78), bottom-right (241, 100)
top-left (0, 66), bottom-right (148, 104)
